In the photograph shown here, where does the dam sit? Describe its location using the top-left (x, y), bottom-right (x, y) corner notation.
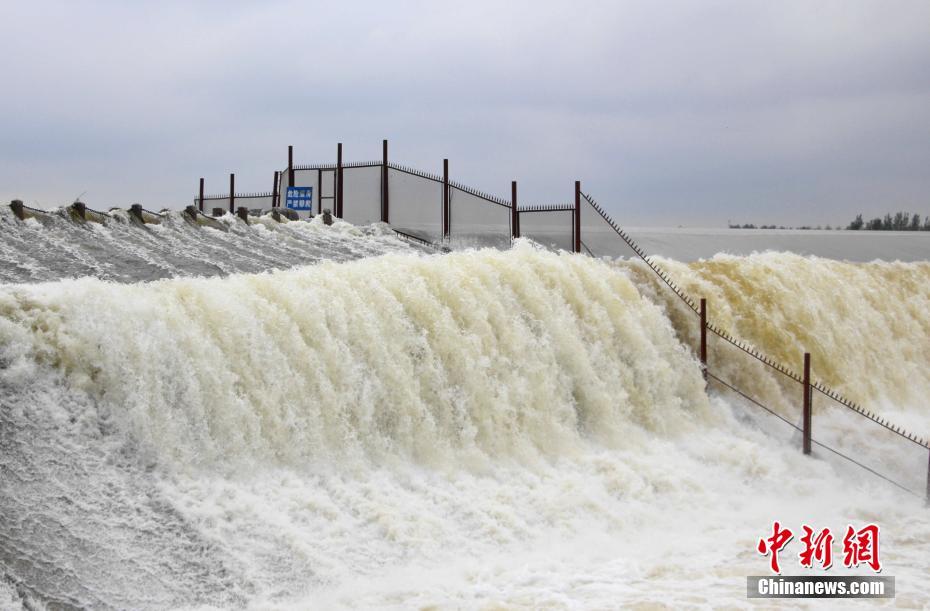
top-left (2, 143), bottom-right (929, 607)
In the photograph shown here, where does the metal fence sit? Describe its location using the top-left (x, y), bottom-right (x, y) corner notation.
top-left (194, 141), bottom-right (582, 250)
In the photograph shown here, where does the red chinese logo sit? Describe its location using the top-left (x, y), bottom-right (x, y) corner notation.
top-left (842, 524), bottom-right (882, 572)
top-left (757, 521), bottom-right (794, 574)
top-left (757, 522), bottom-right (881, 573)
top-left (799, 525), bottom-right (833, 569)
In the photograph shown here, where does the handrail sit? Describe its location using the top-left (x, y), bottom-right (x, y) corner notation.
top-left (387, 161), bottom-right (445, 183)
top-left (580, 190), bottom-right (930, 451)
top-left (448, 180), bottom-right (512, 208)
top-left (581, 192), bottom-right (698, 313)
top-left (387, 161), bottom-right (572, 210)
top-left (706, 371), bottom-right (923, 499)
top-left (812, 384), bottom-right (929, 448)
top-left (202, 192), bottom-right (273, 200)
top-left (293, 160), bottom-right (381, 170)
top-left (80, 204), bottom-right (109, 216)
top-left (391, 228), bottom-right (443, 249)
top-left (517, 204), bottom-right (575, 212)
top-left (21, 203), bottom-right (50, 215)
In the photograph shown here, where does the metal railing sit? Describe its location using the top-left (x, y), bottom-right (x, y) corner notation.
top-left (580, 190), bottom-right (930, 503)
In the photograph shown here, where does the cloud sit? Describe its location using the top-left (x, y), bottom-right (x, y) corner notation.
top-left (1, 0), bottom-right (928, 225)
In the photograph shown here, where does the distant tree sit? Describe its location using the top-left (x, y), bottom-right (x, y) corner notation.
top-left (825, 224), bottom-right (832, 230)
top-left (847, 214), bottom-right (864, 230)
top-left (909, 213), bottom-right (921, 230)
top-left (924, 216), bottom-right (930, 231)
top-left (890, 211), bottom-right (909, 230)
top-left (866, 217), bottom-right (883, 230)
top-left (882, 213), bottom-right (893, 230)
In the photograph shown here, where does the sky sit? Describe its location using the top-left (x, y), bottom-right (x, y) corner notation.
top-left (1, 0), bottom-right (929, 226)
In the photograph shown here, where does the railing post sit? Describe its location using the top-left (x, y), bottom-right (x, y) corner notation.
top-left (443, 158), bottom-right (450, 238)
top-left (700, 298), bottom-right (707, 379)
top-left (803, 352), bottom-right (812, 455)
top-left (336, 142), bottom-right (343, 218)
top-left (272, 171), bottom-right (280, 209)
top-left (574, 180), bottom-right (581, 253)
top-left (288, 145), bottom-right (294, 189)
top-left (10, 199), bottom-right (25, 220)
top-left (511, 180), bottom-right (519, 240)
top-left (381, 139), bottom-right (389, 223)
top-left (198, 177), bottom-right (204, 213)
top-left (229, 173), bottom-right (235, 214)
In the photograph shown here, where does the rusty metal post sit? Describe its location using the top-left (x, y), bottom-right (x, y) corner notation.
top-left (803, 352), bottom-right (812, 455)
top-left (442, 158), bottom-right (450, 238)
top-left (272, 171), bottom-right (280, 208)
top-left (288, 145), bottom-right (294, 188)
top-left (574, 180), bottom-right (582, 253)
top-left (700, 298), bottom-right (708, 379)
top-left (511, 181), bottom-right (519, 240)
top-left (926, 450), bottom-right (930, 507)
top-left (10, 200), bottom-right (25, 220)
top-left (198, 177), bottom-right (204, 212)
top-left (381, 139), bottom-right (389, 223)
top-left (236, 206), bottom-right (249, 224)
top-left (336, 142), bottom-right (343, 218)
top-left (229, 173), bottom-right (235, 213)
top-left (72, 201), bottom-right (87, 220)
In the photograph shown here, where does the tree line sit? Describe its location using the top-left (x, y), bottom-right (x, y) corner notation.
top-left (845, 212), bottom-right (930, 231)
top-left (727, 212), bottom-right (930, 231)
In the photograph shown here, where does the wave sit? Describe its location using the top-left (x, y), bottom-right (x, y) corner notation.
top-left (621, 252), bottom-right (930, 411)
top-left (0, 244), bottom-right (711, 471)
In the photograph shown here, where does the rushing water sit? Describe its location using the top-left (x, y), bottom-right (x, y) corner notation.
top-left (1, 208), bottom-right (929, 608)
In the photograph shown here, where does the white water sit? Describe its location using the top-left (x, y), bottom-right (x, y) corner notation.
top-left (1, 240), bottom-right (929, 608)
top-left (0, 207), bottom-right (432, 284)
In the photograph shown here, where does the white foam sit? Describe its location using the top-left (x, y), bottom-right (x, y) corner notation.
top-left (1, 244), bottom-right (927, 607)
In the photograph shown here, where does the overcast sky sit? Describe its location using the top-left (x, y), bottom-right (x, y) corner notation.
top-left (1, 1), bottom-right (928, 226)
